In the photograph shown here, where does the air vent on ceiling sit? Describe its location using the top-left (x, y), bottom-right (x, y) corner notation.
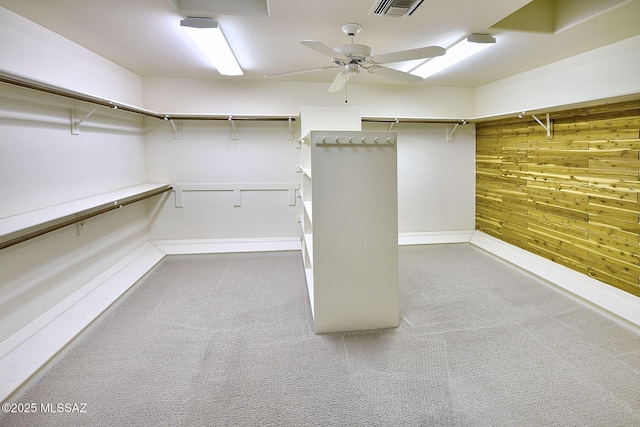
top-left (370, 0), bottom-right (425, 17)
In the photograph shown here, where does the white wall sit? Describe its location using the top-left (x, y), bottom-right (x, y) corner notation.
top-left (143, 79), bottom-right (477, 241)
top-left (146, 120), bottom-right (301, 240)
top-left (142, 77), bottom-right (476, 119)
top-left (475, 35), bottom-right (640, 118)
top-left (0, 87), bottom-right (146, 216)
top-left (0, 85), bottom-right (151, 341)
top-left (141, 62), bottom-right (477, 243)
top-left (363, 122), bottom-right (476, 233)
top-left (0, 7), bottom-right (150, 340)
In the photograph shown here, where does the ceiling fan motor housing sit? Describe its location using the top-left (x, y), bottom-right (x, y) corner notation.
top-left (334, 44), bottom-right (373, 63)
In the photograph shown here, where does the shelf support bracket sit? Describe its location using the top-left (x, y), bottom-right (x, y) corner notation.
top-left (229, 116), bottom-right (239, 140)
top-left (287, 116), bottom-right (294, 140)
top-left (532, 113), bottom-right (552, 139)
top-left (288, 189), bottom-right (297, 206)
top-left (169, 119), bottom-right (181, 140)
top-left (446, 120), bottom-right (466, 142)
top-left (71, 106), bottom-right (100, 135)
top-left (446, 123), bottom-right (459, 142)
top-left (174, 189), bottom-right (184, 208)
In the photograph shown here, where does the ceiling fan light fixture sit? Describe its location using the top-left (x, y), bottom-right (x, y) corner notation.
top-left (411, 33), bottom-right (495, 79)
top-left (180, 17), bottom-right (243, 76)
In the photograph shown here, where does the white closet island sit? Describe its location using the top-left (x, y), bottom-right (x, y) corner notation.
top-left (298, 107), bottom-right (399, 333)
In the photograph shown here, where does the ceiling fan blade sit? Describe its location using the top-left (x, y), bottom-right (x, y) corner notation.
top-left (264, 65), bottom-right (340, 78)
top-left (328, 71), bottom-right (357, 92)
top-left (367, 46), bottom-right (445, 64)
top-left (301, 40), bottom-right (349, 60)
top-left (366, 66), bottom-right (423, 83)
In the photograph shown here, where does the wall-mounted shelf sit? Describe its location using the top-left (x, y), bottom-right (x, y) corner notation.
top-left (171, 183), bottom-right (298, 208)
top-left (0, 183), bottom-right (172, 250)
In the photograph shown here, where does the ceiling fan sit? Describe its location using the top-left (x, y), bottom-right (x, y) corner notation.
top-left (265, 23), bottom-right (446, 92)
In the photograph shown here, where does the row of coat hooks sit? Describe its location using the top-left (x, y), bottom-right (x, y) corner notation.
top-left (315, 136), bottom-right (397, 146)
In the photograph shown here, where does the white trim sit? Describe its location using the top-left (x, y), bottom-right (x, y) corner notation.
top-left (470, 230), bottom-right (640, 328)
top-left (151, 237), bottom-right (302, 255)
top-left (398, 230), bottom-right (474, 245)
top-left (0, 242), bottom-right (165, 402)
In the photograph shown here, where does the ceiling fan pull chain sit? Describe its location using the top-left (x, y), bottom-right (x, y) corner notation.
top-left (344, 76), bottom-right (348, 103)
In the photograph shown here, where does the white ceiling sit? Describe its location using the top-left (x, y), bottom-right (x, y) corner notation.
top-left (1, 0), bottom-right (639, 89)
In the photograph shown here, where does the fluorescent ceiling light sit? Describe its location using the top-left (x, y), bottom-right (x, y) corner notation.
top-left (411, 34), bottom-right (495, 79)
top-left (180, 17), bottom-right (243, 76)
top-left (176, 0), bottom-right (270, 17)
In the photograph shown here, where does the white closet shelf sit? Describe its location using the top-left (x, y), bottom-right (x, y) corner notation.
top-left (303, 233), bottom-right (313, 265)
top-left (0, 183), bottom-right (172, 250)
top-left (302, 201), bottom-right (313, 221)
top-left (300, 167), bottom-right (312, 179)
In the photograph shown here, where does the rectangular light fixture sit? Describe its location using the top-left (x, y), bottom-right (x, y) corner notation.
top-left (180, 17), bottom-right (243, 76)
top-left (411, 34), bottom-right (495, 79)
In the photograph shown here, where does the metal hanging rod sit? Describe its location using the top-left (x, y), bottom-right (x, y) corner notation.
top-left (362, 118), bottom-right (469, 125)
top-left (0, 70), bottom-right (475, 125)
top-left (167, 115), bottom-right (293, 121)
top-left (0, 71), bottom-right (165, 119)
top-left (0, 185), bottom-right (173, 251)
top-left (0, 70), bottom-right (294, 122)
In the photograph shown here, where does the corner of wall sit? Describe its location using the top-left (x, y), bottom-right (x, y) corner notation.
top-left (470, 231), bottom-right (640, 329)
top-left (474, 35), bottom-right (640, 118)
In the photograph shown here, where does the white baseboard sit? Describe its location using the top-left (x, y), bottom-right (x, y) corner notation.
top-left (0, 242), bottom-right (165, 403)
top-left (470, 230), bottom-right (640, 328)
top-left (399, 230), bottom-right (474, 245)
top-left (151, 237), bottom-right (302, 255)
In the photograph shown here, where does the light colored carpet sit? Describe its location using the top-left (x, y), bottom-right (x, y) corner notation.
top-left (2, 244), bottom-right (640, 426)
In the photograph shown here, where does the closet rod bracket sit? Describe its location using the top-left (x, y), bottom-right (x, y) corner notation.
top-left (229, 116), bottom-right (239, 140)
top-left (71, 106), bottom-right (101, 135)
top-left (531, 113), bottom-right (552, 139)
top-left (287, 116), bottom-right (294, 140)
top-left (446, 120), bottom-right (466, 142)
top-left (168, 119), bottom-right (181, 140)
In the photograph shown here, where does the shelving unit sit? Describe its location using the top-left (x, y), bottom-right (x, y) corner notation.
top-left (299, 130), bottom-right (399, 333)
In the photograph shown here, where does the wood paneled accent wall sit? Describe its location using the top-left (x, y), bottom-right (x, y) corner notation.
top-left (476, 100), bottom-right (640, 297)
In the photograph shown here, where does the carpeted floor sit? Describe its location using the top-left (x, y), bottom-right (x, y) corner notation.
top-left (2, 244), bottom-right (640, 426)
